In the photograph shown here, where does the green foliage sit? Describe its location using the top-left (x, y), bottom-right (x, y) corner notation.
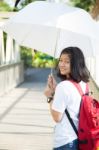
top-left (32, 51), bottom-right (58, 68)
top-left (20, 46), bottom-right (33, 68)
top-left (3, 32), bottom-right (7, 52)
top-left (20, 0), bottom-right (34, 8)
top-left (0, 1), bottom-right (12, 11)
top-left (70, 0), bottom-right (95, 12)
top-left (20, 47), bottom-right (58, 68)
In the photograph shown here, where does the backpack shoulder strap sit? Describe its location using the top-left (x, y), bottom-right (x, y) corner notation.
top-left (85, 83), bottom-right (89, 95)
top-left (65, 109), bottom-right (78, 136)
top-left (70, 80), bottom-right (89, 96)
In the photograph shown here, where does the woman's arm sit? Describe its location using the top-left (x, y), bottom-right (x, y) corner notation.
top-left (49, 101), bottom-right (63, 123)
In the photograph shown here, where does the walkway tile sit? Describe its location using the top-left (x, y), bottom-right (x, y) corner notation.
top-left (0, 69), bottom-right (55, 150)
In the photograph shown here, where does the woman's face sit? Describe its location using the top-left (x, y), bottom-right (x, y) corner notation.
top-left (58, 53), bottom-right (71, 77)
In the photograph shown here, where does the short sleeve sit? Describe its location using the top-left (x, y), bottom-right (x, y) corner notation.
top-left (52, 83), bottom-right (69, 113)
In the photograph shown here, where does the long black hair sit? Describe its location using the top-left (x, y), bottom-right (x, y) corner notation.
top-left (57, 47), bottom-right (90, 83)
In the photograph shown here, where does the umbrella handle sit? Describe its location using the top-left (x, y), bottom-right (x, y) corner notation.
top-left (50, 68), bottom-right (53, 75)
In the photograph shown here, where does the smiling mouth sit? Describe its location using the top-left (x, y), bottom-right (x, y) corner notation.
top-left (60, 68), bottom-right (66, 71)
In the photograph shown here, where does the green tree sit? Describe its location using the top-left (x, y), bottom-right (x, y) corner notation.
top-left (20, 46), bottom-right (33, 69)
top-left (0, 1), bottom-right (12, 11)
top-left (70, 0), bottom-right (99, 20)
top-left (91, 0), bottom-right (99, 20)
top-left (70, 0), bottom-right (95, 12)
top-left (19, 0), bottom-right (35, 9)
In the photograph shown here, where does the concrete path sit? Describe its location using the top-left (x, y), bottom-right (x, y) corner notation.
top-left (0, 68), bottom-right (55, 150)
top-left (0, 68), bottom-right (98, 150)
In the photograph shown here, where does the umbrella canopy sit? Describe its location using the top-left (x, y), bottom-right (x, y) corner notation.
top-left (2, 1), bottom-right (99, 57)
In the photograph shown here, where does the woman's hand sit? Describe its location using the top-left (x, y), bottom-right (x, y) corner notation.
top-left (44, 75), bottom-right (62, 123)
top-left (44, 74), bottom-right (57, 97)
top-left (48, 74), bottom-right (57, 91)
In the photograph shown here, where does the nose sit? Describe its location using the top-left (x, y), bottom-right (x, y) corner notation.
top-left (60, 62), bottom-right (65, 67)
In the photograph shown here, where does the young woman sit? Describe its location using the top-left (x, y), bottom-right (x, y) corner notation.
top-left (44, 47), bottom-right (90, 150)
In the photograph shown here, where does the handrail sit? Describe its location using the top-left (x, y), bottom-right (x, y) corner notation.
top-left (89, 76), bottom-right (99, 99)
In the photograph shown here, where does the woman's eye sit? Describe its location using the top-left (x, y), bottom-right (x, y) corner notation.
top-left (65, 60), bottom-right (70, 63)
top-left (59, 59), bottom-right (62, 62)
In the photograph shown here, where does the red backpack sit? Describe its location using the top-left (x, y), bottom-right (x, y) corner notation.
top-left (65, 81), bottom-right (99, 150)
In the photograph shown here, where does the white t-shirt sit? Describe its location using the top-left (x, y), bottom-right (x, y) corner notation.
top-left (52, 80), bottom-right (86, 148)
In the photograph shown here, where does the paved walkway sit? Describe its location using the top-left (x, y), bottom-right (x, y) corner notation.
top-left (0, 68), bottom-right (55, 150)
top-left (0, 68), bottom-right (98, 150)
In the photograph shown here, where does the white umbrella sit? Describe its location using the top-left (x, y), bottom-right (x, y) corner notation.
top-left (1, 1), bottom-right (99, 57)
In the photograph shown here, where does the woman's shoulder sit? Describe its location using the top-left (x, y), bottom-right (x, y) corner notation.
top-left (57, 80), bottom-right (74, 89)
top-left (57, 80), bottom-right (86, 89)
